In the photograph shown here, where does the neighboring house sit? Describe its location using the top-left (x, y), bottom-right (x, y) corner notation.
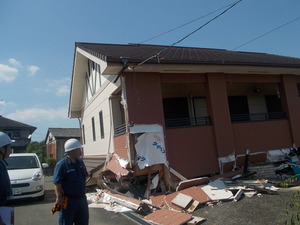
top-left (45, 128), bottom-right (81, 161)
top-left (0, 115), bottom-right (36, 153)
top-left (69, 43), bottom-right (300, 188)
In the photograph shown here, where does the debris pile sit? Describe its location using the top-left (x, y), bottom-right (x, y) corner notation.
top-left (87, 171), bottom-right (281, 225)
top-left (86, 140), bottom-right (300, 224)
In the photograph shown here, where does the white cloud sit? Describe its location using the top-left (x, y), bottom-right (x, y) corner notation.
top-left (33, 77), bottom-right (71, 96)
top-left (56, 85), bottom-right (70, 96)
top-left (0, 100), bottom-right (5, 115)
top-left (0, 64), bottom-right (18, 82)
top-left (5, 106), bottom-right (79, 141)
top-left (27, 65), bottom-right (40, 76)
top-left (8, 58), bottom-right (22, 68)
top-left (6, 107), bottom-right (69, 122)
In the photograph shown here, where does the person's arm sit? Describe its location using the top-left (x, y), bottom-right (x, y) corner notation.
top-left (54, 183), bottom-right (63, 205)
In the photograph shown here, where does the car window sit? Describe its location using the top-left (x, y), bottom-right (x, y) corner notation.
top-left (6, 156), bottom-right (39, 170)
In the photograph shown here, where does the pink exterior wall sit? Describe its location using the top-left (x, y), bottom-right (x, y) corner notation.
top-left (232, 120), bottom-right (292, 154)
top-left (206, 74), bottom-right (236, 157)
top-left (281, 75), bottom-right (300, 146)
top-left (124, 72), bottom-right (165, 125)
top-left (165, 126), bottom-right (219, 178)
top-left (124, 71), bottom-right (300, 178)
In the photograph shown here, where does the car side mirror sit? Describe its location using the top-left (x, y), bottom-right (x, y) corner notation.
top-left (42, 163), bottom-right (49, 168)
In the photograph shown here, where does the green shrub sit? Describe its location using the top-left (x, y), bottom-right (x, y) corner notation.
top-left (45, 157), bottom-right (57, 167)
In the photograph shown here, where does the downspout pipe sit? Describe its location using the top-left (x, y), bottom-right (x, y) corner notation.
top-left (113, 57), bottom-right (130, 83)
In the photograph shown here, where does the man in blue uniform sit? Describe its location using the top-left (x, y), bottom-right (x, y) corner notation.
top-left (53, 138), bottom-right (89, 225)
top-left (0, 132), bottom-right (14, 225)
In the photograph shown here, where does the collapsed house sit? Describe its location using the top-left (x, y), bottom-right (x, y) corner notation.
top-left (68, 43), bottom-right (300, 194)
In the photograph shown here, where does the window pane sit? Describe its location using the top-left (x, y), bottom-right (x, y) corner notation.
top-left (92, 117), bottom-right (96, 141)
top-left (99, 111), bottom-right (104, 139)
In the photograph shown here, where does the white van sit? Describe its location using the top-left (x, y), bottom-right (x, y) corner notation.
top-left (6, 153), bottom-right (48, 200)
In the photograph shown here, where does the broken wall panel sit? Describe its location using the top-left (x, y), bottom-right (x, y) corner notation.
top-left (235, 152), bottom-right (267, 168)
top-left (164, 187), bottom-right (211, 211)
top-left (105, 154), bottom-right (129, 176)
top-left (176, 177), bottom-right (210, 191)
top-left (144, 209), bottom-right (192, 225)
top-left (150, 186), bottom-right (211, 211)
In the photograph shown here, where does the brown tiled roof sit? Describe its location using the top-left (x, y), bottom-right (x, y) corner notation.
top-left (48, 128), bottom-right (81, 138)
top-left (0, 115), bottom-right (36, 131)
top-left (76, 42), bottom-right (300, 68)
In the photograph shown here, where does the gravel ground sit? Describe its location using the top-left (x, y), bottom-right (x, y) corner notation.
top-left (192, 187), bottom-right (299, 225)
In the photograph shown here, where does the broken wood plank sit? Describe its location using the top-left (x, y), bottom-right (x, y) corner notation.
top-left (186, 200), bottom-right (199, 213)
top-left (242, 184), bottom-right (278, 195)
top-left (170, 167), bottom-right (187, 181)
top-left (231, 189), bottom-right (243, 202)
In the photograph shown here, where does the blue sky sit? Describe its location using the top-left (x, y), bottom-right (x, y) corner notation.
top-left (0, 0), bottom-right (299, 141)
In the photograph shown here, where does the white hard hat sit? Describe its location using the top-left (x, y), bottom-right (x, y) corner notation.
top-left (0, 132), bottom-right (14, 148)
top-left (64, 138), bottom-right (83, 152)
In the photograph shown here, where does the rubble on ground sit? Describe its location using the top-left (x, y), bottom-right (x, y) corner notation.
top-left (86, 172), bottom-right (284, 224)
top-left (86, 148), bottom-right (300, 225)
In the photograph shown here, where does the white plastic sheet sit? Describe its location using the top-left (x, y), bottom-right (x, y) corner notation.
top-left (135, 132), bottom-right (167, 169)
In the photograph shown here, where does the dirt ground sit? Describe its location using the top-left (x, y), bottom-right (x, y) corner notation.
top-left (192, 187), bottom-right (299, 225)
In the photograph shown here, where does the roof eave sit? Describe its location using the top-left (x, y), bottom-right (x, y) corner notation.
top-left (104, 62), bottom-right (300, 75)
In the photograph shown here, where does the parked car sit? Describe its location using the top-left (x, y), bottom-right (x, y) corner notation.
top-left (6, 153), bottom-right (48, 200)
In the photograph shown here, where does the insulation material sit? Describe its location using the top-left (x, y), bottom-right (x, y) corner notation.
top-left (135, 132), bottom-right (167, 169)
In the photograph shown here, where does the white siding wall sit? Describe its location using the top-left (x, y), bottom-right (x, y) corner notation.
top-left (81, 75), bottom-right (121, 156)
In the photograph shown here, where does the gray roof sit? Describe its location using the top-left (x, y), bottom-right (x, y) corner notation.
top-left (47, 128), bottom-right (81, 138)
top-left (76, 42), bottom-right (300, 68)
top-left (0, 115), bottom-right (36, 132)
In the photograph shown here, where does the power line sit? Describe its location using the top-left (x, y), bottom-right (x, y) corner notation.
top-left (170, 0), bottom-right (242, 47)
top-left (137, 0), bottom-right (242, 67)
top-left (139, 2), bottom-right (239, 44)
top-left (232, 16), bottom-right (300, 50)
